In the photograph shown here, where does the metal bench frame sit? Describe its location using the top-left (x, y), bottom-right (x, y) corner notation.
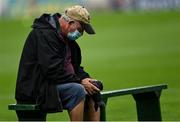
top-left (9, 84), bottom-right (167, 121)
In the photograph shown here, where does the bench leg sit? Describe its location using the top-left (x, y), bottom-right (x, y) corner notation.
top-left (133, 91), bottom-right (162, 121)
top-left (100, 98), bottom-right (108, 121)
top-left (16, 110), bottom-right (47, 121)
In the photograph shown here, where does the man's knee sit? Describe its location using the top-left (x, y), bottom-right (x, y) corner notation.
top-left (72, 83), bottom-right (87, 95)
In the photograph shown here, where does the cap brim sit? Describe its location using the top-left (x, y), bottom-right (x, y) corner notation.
top-left (83, 23), bottom-right (95, 34)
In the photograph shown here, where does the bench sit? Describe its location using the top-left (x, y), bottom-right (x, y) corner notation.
top-left (8, 84), bottom-right (167, 121)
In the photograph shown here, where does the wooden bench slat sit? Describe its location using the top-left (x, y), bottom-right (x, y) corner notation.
top-left (8, 104), bottom-right (39, 110)
top-left (101, 84), bottom-right (167, 98)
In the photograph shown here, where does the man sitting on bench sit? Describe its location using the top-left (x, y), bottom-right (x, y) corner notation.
top-left (15, 5), bottom-right (102, 121)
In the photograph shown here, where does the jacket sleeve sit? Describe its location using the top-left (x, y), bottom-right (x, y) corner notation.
top-left (36, 29), bottom-right (79, 83)
top-left (75, 66), bottom-right (90, 81)
top-left (70, 41), bottom-right (91, 81)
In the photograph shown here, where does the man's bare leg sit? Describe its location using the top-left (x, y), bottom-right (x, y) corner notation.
top-left (69, 99), bottom-right (85, 121)
top-left (85, 98), bottom-right (100, 121)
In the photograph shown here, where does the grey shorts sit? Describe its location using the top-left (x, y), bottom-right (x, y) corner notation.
top-left (57, 83), bottom-right (87, 112)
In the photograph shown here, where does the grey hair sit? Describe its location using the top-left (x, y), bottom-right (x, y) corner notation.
top-left (61, 14), bottom-right (73, 22)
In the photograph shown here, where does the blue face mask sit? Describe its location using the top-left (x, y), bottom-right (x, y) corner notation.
top-left (67, 30), bottom-right (82, 41)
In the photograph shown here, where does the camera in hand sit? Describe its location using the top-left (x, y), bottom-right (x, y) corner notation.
top-left (90, 80), bottom-right (105, 111)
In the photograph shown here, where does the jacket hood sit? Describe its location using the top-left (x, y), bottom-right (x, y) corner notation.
top-left (32, 13), bottom-right (61, 29)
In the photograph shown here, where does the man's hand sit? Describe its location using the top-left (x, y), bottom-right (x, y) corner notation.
top-left (81, 78), bottom-right (100, 95)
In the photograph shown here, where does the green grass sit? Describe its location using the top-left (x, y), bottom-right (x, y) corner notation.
top-left (0, 10), bottom-right (180, 121)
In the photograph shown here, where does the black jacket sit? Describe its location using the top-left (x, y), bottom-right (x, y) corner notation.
top-left (15, 13), bottom-right (90, 112)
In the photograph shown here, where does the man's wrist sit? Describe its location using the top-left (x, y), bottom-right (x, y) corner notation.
top-left (80, 77), bottom-right (91, 83)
